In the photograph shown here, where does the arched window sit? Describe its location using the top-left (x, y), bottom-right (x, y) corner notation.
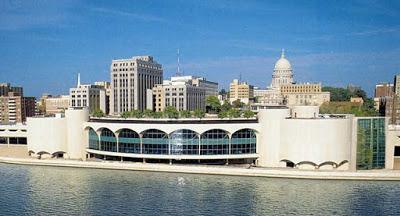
top-left (170, 129), bottom-right (199, 155)
top-left (88, 128), bottom-right (99, 150)
top-left (200, 129), bottom-right (229, 155)
top-left (100, 128), bottom-right (117, 152)
top-left (231, 129), bottom-right (256, 154)
top-left (118, 129), bottom-right (140, 154)
top-left (142, 129), bottom-right (168, 154)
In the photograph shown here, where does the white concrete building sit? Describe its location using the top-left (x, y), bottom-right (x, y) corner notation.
top-left (110, 56), bottom-right (163, 114)
top-left (17, 106), bottom-right (389, 171)
top-left (69, 74), bottom-right (106, 114)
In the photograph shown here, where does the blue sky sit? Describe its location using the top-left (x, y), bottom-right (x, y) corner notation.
top-left (0, 0), bottom-right (399, 97)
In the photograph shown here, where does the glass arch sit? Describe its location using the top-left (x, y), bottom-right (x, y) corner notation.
top-left (100, 128), bottom-right (117, 152)
top-left (88, 128), bottom-right (99, 150)
top-left (231, 129), bottom-right (256, 154)
top-left (142, 129), bottom-right (168, 154)
top-left (200, 129), bottom-right (229, 155)
top-left (118, 129), bottom-right (141, 154)
top-left (170, 129), bottom-right (199, 155)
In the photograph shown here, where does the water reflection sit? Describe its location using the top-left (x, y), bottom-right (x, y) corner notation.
top-left (0, 164), bottom-right (400, 215)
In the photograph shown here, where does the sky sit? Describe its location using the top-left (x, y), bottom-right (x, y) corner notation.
top-left (0, 0), bottom-right (399, 97)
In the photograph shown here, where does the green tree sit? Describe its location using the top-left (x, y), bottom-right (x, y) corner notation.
top-left (121, 111), bottom-right (130, 118)
top-left (218, 111), bottom-right (229, 119)
top-left (228, 109), bottom-right (241, 119)
top-left (164, 106), bottom-right (179, 119)
top-left (91, 109), bottom-right (105, 117)
top-left (130, 110), bottom-right (143, 118)
top-left (220, 100), bottom-right (232, 112)
top-left (193, 109), bottom-right (206, 119)
top-left (153, 111), bottom-right (163, 119)
top-left (205, 95), bottom-right (221, 114)
top-left (143, 109), bottom-right (154, 118)
top-left (243, 110), bottom-right (255, 119)
top-left (180, 110), bottom-right (192, 118)
top-left (232, 99), bottom-right (244, 109)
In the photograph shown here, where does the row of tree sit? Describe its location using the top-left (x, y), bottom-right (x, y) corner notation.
top-left (91, 96), bottom-right (256, 119)
top-left (320, 86), bottom-right (378, 116)
top-left (120, 107), bottom-right (206, 119)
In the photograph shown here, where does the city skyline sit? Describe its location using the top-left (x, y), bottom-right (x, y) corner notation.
top-left (1, 0), bottom-right (399, 97)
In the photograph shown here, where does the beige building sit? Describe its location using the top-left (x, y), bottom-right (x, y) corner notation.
top-left (94, 81), bottom-right (111, 115)
top-left (171, 76), bottom-right (218, 96)
top-left (152, 76), bottom-right (207, 112)
top-left (110, 56), bottom-right (163, 114)
top-left (45, 95), bottom-right (70, 115)
top-left (229, 79), bottom-right (254, 104)
top-left (0, 92), bottom-right (35, 124)
top-left (69, 74), bottom-right (106, 114)
top-left (280, 83), bottom-right (330, 106)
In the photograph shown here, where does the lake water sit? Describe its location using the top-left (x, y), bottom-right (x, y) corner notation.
top-left (1, 163), bottom-right (400, 215)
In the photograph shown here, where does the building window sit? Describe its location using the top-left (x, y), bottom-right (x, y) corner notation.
top-left (100, 128), bottom-right (117, 152)
top-left (118, 129), bottom-right (140, 153)
top-left (142, 129), bottom-right (168, 154)
top-left (170, 129), bottom-right (199, 155)
top-left (200, 129), bottom-right (229, 155)
top-left (231, 129), bottom-right (256, 154)
top-left (88, 128), bottom-right (99, 150)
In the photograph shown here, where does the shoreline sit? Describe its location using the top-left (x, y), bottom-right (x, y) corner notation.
top-left (1, 156), bottom-right (400, 181)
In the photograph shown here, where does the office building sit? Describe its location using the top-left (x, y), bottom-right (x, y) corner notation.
top-left (152, 76), bottom-right (207, 112)
top-left (229, 79), bottom-right (254, 104)
top-left (280, 83), bottom-right (330, 106)
top-left (110, 56), bottom-right (163, 114)
top-left (0, 92), bottom-right (35, 124)
top-left (45, 95), bottom-right (70, 115)
top-left (94, 81), bottom-right (111, 115)
top-left (69, 74), bottom-right (106, 114)
top-left (0, 83), bottom-right (23, 97)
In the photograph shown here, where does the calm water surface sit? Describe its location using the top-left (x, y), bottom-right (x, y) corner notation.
top-left (1, 163), bottom-right (400, 215)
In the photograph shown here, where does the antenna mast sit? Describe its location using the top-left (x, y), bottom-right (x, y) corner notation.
top-left (176, 49), bottom-right (181, 76)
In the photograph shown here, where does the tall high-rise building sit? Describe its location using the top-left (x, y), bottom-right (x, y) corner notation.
top-left (394, 75), bottom-right (400, 95)
top-left (110, 56), bottom-right (163, 114)
top-left (0, 92), bottom-right (35, 124)
top-left (152, 76), bottom-right (209, 112)
top-left (0, 83), bottom-right (23, 97)
top-left (69, 74), bottom-right (107, 114)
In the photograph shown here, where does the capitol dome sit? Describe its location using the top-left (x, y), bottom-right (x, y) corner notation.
top-left (274, 49), bottom-right (292, 71)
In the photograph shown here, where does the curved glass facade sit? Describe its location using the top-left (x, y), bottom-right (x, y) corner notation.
top-left (231, 129), bottom-right (257, 154)
top-left (200, 129), bottom-right (229, 155)
top-left (100, 128), bottom-right (117, 152)
top-left (88, 128), bottom-right (99, 150)
top-left (88, 127), bottom-right (257, 157)
top-left (170, 129), bottom-right (199, 155)
top-left (118, 129), bottom-right (140, 154)
top-left (142, 129), bottom-right (169, 154)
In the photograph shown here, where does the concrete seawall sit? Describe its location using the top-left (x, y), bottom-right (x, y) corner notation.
top-left (1, 156), bottom-right (400, 181)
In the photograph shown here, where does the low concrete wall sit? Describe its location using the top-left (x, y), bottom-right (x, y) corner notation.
top-left (1, 156), bottom-right (400, 181)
